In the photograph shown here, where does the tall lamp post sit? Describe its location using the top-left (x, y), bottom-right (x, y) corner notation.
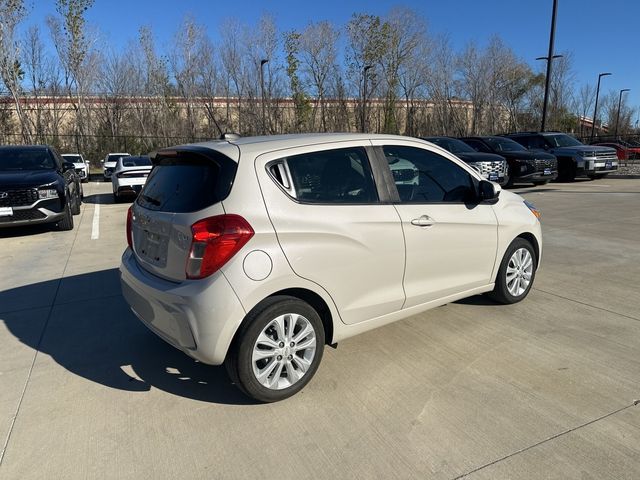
top-left (540, 0), bottom-right (559, 132)
top-left (590, 72), bottom-right (612, 142)
top-left (361, 65), bottom-right (372, 133)
top-left (536, 54), bottom-right (563, 130)
top-left (614, 88), bottom-right (630, 139)
top-left (260, 59), bottom-right (269, 135)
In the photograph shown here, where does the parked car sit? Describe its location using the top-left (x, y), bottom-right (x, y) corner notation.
top-left (423, 136), bottom-right (508, 186)
top-left (112, 155), bottom-right (153, 202)
top-left (0, 145), bottom-right (82, 230)
top-left (103, 152), bottom-right (130, 181)
top-left (591, 142), bottom-right (640, 160)
top-left (61, 153), bottom-right (90, 182)
top-left (120, 134), bottom-right (542, 402)
top-left (460, 136), bottom-right (558, 187)
top-left (505, 132), bottom-right (618, 181)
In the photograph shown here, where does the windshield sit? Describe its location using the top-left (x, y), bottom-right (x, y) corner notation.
top-left (483, 137), bottom-right (527, 152)
top-left (545, 134), bottom-right (583, 148)
top-left (108, 154), bottom-right (129, 162)
top-left (62, 154), bottom-right (82, 162)
top-left (121, 156), bottom-right (152, 167)
top-left (0, 148), bottom-right (55, 171)
top-left (425, 137), bottom-right (476, 154)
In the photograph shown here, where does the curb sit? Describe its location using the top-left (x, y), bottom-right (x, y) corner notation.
top-left (607, 174), bottom-right (640, 179)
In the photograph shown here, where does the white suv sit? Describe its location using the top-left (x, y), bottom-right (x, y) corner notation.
top-left (120, 134), bottom-right (542, 402)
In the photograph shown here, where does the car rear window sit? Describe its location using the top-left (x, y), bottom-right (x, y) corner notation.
top-left (122, 156), bottom-right (152, 167)
top-left (137, 150), bottom-right (237, 213)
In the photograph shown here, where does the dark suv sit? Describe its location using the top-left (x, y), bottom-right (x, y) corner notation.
top-left (422, 136), bottom-right (508, 186)
top-left (504, 132), bottom-right (618, 181)
top-left (460, 136), bottom-right (558, 187)
top-left (0, 145), bottom-right (82, 230)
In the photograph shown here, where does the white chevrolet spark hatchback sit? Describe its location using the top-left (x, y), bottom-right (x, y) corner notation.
top-left (120, 134), bottom-right (542, 402)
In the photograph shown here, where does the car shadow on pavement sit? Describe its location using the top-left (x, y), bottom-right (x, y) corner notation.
top-left (0, 268), bottom-right (255, 405)
top-left (0, 223), bottom-right (54, 238)
top-left (82, 193), bottom-right (116, 205)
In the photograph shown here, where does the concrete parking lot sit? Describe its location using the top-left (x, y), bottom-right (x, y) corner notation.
top-left (1, 179), bottom-right (639, 479)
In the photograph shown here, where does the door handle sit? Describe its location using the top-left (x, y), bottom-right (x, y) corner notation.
top-left (411, 215), bottom-right (435, 227)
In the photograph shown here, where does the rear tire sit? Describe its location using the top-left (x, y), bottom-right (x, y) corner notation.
top-left (225, 296), bottom-right (325, 403)
top-left (488, 238), bottom-right (537, 304)
top-left (57, 201), bottom-right (74, 231)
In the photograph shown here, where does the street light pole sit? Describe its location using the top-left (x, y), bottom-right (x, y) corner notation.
top-left (540, 0), bottom-right (559, 132)
top-left (361, 65), bottom-right (372, 133)
top-left (260, 59), bottom-right (269, 135)
top-left (590, 72), bottom-right (612, 142)
top-left (614, 88), bottom-right (630, 139)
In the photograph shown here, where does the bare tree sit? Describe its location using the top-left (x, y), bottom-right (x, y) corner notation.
top-left (47, 0), bottom-right (98, 153)
top-left (0, 0), bottom-right (32, 141)
top-left (298, 21), bottom-right (339, 132)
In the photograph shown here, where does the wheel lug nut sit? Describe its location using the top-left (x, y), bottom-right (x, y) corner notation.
top-left (288, 355), bottom-right (293, 360)
top-left (290, 342), bottom-right (295, 347)
top-left (279, 342), bottom-right (284, 348)
top-left (277, 355), bottom-right (282, 361)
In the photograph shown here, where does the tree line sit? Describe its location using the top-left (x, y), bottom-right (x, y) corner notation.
top-left (0, 0), bottom-right (637, 159)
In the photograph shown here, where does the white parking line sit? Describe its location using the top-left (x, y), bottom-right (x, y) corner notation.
top-left (91, 202), bottom-right (100, 240)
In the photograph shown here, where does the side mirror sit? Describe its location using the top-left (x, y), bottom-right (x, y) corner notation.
top-left (478, 180), bottom-right (500, 202)
top-left (101, 159), bottom-right (105, 164)
top-left (62, 161), bottom-right (75, 172)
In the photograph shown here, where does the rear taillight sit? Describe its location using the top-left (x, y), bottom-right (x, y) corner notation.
top-left (126, 206), bottom-right (133, 249)
top-left (186, 214), bottom-right (254, 279)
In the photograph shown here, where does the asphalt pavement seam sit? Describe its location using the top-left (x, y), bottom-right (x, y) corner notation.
top-left (0, 204), bottom-right (85, 468)
top-left (533, 287), bottom-right (640, 323)
top-left (452, 401), bottom-right (639, 479)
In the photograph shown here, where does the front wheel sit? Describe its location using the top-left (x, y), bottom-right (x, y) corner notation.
top-left (57, 201), bottom-right (74, 231)
top-left (225, 296), bottom-right (325, 402)
top-left (488, 238), bottom-right (537, 304)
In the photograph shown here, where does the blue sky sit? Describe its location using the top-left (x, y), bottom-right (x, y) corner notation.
top-left (20, 0), bottom-right (639, 115)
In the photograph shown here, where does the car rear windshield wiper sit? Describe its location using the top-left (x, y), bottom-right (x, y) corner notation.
top-left (140, 194), bottom-right (161, 206)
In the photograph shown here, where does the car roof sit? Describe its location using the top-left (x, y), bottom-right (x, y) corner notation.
top-left (179, 133), bottom-right (431, 160)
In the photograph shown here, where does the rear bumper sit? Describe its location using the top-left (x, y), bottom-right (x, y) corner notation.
top-left (114, 177), bottom-right (147, 196)
top-left (119, 248), bottom-right (246, 365)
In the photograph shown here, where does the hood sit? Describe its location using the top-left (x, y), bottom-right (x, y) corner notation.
top-left (498, 150), bottom-right (556, 160)
top-left (0, 169), bottom-right (60, 189)
top-left (551, 145), bottom-right (616, 155)
top-left (456, 152), bottom-right (505, 163)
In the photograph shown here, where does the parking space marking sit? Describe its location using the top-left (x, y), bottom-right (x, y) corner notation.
top-left (91, 202), bottom-right (100, 240)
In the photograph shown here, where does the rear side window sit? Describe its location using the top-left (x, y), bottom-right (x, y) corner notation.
top-left (271, 147), bottom-right (378, 204)
top-left (138, 150), bottom-right (237, 212)
top-left (383, 146), bottom-right (475, 203)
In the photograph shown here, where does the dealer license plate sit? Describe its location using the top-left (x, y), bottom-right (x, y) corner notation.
top-left (0, 207), bottom-right (13, 217)
top-left (605, 161), bottom-right (612, 169)
top-left (544, 168), bottom-right (551, 175)
top-left (489, 173), bottom-right (498, 181)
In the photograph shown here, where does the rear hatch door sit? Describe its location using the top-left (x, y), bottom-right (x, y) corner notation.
top-left (130, 145), bottom-right (238, 282)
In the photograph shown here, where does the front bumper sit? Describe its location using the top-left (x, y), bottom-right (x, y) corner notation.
top-left (0, 198), bottom-right (65, 228)
top-left (578, 159), bottom-right (619, 175)
top-left (119, 249), bottom-right (246, 365)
